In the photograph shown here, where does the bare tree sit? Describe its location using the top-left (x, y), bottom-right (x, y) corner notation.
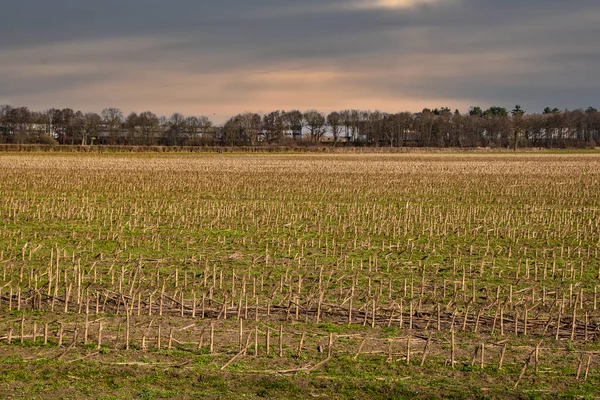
top-left (84, 113), bottom-right (102, 145)
top-left (304, 110), bottom-right (326, 142)
top-left (125, 112), bottom-right (139, 145)
top-left (186, 116), bottom-right (200, 145)
top-left (511, 105), bottom-right (525, 150)
top-left (197, 115), bottom-right (214, 144)
top-left (237, 113), bottom-right (261, 145)
top-left (327, 111), bottom-right (342, 144)
top-left (6, 106), bottom-right (32, 143)
top-left (138, 111), bottom-right (159, 145)
top-left (263, 111), bottom-right (285, 143)
top-left (283, 110), bottom-right (303, 140)
top-left (69, 111), bottom-right (87, 145)
top-left (223, 115), bottom-right (245, 146)
top-left (167, 113), bottom-right (186, 145)
top-left (101, 108), bottom-right (123, 145)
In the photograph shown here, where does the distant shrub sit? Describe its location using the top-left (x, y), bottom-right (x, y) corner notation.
top-left (30, 134), bottom-right (59, 146)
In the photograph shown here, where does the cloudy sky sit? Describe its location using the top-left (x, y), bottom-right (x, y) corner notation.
top-left (0, 0), bottom-right (598, 122)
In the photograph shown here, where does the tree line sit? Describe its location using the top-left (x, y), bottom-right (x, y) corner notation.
top-left (1, 104), bottom-right (599, 148)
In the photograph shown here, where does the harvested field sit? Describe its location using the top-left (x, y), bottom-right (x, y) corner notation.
top-left (1, 152), bottom-right (600, 399)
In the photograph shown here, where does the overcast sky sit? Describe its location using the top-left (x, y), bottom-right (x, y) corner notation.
top-left (0, 0), bottom-right (598, 122)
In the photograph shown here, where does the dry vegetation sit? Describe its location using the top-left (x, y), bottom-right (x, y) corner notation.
top-left (1, 152), bottom-right (600, 399)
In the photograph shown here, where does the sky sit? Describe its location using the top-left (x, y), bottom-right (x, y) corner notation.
top-left (0, 0), bottom-right (598, 123)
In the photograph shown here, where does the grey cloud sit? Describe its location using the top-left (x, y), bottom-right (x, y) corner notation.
top-left (0, 0), bottom-right (599, 116)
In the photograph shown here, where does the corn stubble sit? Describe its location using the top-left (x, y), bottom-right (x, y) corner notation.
top-left (0, 152), bottom-right (600, 397)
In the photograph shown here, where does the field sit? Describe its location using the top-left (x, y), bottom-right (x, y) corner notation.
top-left (1, 152), bottom-right (600, 399)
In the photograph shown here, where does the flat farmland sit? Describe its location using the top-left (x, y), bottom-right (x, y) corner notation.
top-left (1, 152), bottom-right (600, 399)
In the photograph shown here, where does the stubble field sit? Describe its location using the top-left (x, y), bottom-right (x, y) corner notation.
top-left (1, 152), bottom-right (600, 399)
